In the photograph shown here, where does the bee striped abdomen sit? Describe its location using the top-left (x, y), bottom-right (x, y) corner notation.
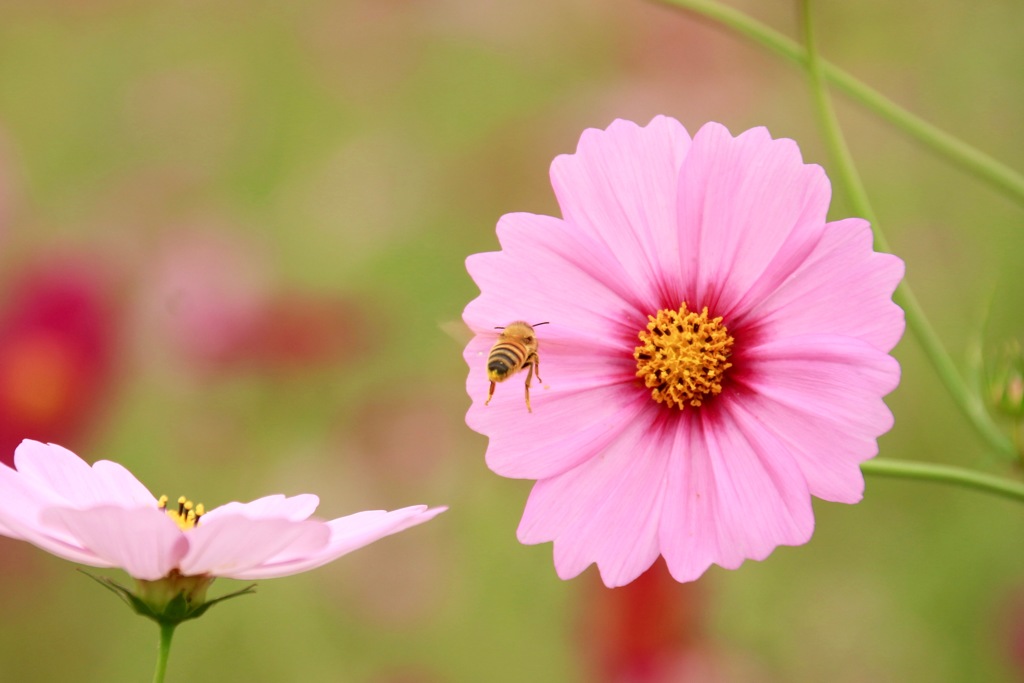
top-left (487, 343), bottom-right (527, 380)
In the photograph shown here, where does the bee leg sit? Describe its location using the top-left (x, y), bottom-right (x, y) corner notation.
top-left (524, 361), bottom-right (535, 413)
top-left (486, 380), bottom-right (496, 406)
top-left (533, 352), bottom-right (542, 384)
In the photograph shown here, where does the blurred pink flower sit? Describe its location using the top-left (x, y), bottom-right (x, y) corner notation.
top-left (146, 230), bottom-right (368, 375)
top-left (146, 229), bottom-right (269, 368)
top-left (0, 259), bottom-right (118, 465)
top-left (0, 440), bottom-right (445, 582)
top-left (463, 117), bottom-right (904, 587)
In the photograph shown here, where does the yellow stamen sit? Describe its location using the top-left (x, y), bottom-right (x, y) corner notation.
top-left (634, 303), bottom-right (734, 410)
top-left (159, 494), bottom-right (205, 531)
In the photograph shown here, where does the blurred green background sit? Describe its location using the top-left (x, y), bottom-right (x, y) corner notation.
top-left (0, 0), bottom-right (1023, 681)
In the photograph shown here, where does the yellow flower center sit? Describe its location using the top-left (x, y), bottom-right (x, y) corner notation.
top-left (158, 494), bottom-right (205, 531)
top-left (633, 303), bottom-right (734, 410)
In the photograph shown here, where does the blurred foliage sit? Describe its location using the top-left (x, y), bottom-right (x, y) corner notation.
top-left (0, 0), bottom-right (1023, 681)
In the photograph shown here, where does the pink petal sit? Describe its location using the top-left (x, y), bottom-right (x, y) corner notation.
top-left (13, 441), bottom-right (99, 504)
top-left (44, 506), bottom-right (187, 581)
top-left (735, 334), bottom-right (900, 503)
top-left (0, 465), bottom-right (111, 566)
top-left (738, 218), bottom-right (905, 352)
top-left (201, 493), bottom-right (320, 524)
top-left (178, 515), bottom-right (331, 578)
top-left (465, 332), bottom-right (646, 480)
top-left (549, 116), bottom-right (692, 309)
top-left (0, 461), bottom-right (50, 540)
top-left (516, 414), bottom-right (670, 587)
top-left (12, 440), bottom-right (155, 508)
top-left (0, 461), bottom-right (106, 556)
top-left (226, 505), bottom-right (446, 580)
top-left (675, 123), bottom-right (831, 316)
top-left (0, 530), bottom-right (112, 568)
top-left (90, 460), bottom-right (159, 507)
top-left (659, 398), bottom-right (816, 582)
top-left (464, 212), bottom-right (643, 340)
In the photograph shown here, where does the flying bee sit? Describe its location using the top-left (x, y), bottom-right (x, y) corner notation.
top-left (485, 321), bottom-right (548, 412)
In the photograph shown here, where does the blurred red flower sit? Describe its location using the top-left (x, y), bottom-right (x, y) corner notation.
top-left (583, 561), bottom-right (705, 682)
top-left (0, 259), bottom-right (118, 465)
top-left (242, 293), bottom-right (369, 373)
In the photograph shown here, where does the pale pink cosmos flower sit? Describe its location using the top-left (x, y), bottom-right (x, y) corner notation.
top-left (0, 440), bottom-right (444, 582)
top-left (463, 117), bottom-right (904, 587)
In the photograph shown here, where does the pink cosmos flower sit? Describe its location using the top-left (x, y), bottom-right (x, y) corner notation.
top-left (463, 117), bottom-right (904, 587)
top-left (0, 440), bottom-right (444, 582)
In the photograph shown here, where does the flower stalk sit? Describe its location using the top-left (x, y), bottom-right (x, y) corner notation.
top-left (797, 0), bottom-right (1017, 460)
top-left (861, 459), bottom-right (1024, 504)
top-left (653, 0), bottom-right (1024, 207)
top-left (154, 623), bottom-right (176, 683)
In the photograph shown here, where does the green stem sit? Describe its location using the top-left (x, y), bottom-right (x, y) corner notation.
top-left (798, 0), bottom-right (1016, 460)
top-left (862, 458), bottom-right (1024, 503)
top-left (654, 0), bottom-right (1024, 207)
top-left (798, 0), bottom-right (875, 234)
top-left (153, 623), bottom-right (176, 683)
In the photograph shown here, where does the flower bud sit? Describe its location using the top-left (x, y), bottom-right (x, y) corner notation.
top-left (989, 342), bottom-right (1024, 418)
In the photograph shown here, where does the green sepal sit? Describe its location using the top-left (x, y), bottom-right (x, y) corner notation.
top-left (79, 569), bottom-right (256, 627)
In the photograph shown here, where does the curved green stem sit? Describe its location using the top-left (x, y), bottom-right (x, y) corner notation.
top-left (862, 458), bottom-right (1024, 503)
top-left (153, 623), bottom-right (176, 683)
top-left (654, 0), bottom-right (1024, 207)
top-left (798, 0), bottom-right (874, 233)
top-left (798, 0), bottom-right (1016, 460)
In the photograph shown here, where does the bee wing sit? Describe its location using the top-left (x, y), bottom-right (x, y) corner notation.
top-left (439, 319), bottom-right (475, 347)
